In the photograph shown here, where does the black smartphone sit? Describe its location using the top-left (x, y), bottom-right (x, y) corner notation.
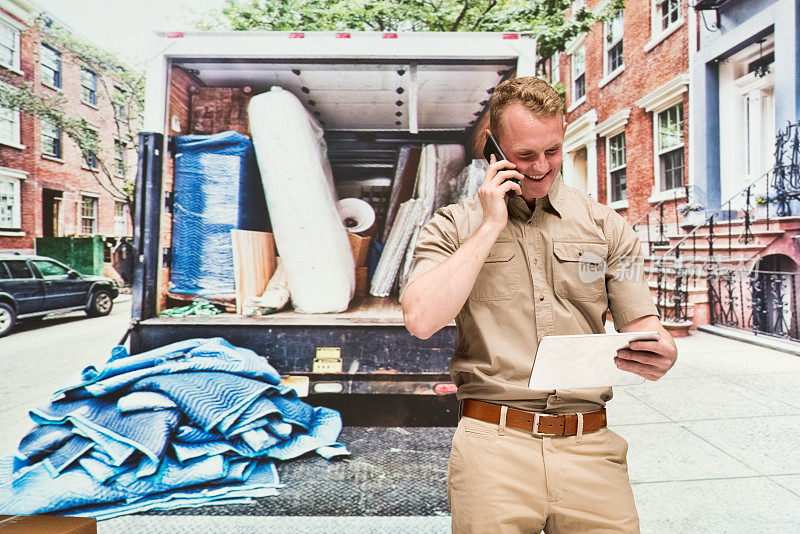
top-left (483, 134), bottom-right (520, 193)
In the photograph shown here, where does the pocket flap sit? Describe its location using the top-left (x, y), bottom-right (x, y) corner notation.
top-left (486, 241), bottom-right (515, 262)
top-left (552, 241), bottom-right (607, 263)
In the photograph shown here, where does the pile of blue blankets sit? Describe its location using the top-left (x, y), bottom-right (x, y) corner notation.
top-left (0, 338), bottom-right (348, 520)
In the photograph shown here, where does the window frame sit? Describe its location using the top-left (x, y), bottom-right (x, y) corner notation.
top-left (41, 119), bottom-right (63, 159)
top-left (2, 259), bottom-right (33, 279)
top-left (607, 132), bottom-right (627, 204)
top-left (0, 18), bottom-right (21, 73)
top-left (656, 102), bottom-right (685, 192)
top-left (0, 100), bottom-right (21, 148)
top-left (571, 44), bottom-right (586, 108)
top-left (645, 0), bottom-right (684, 52)
top-left (80, 195), bottom-right (98, 235)
top-left (114, 138), bottom-right (126, 176)
top-left (0, 172), bottom-right (23, 231)
top-left (41, 44), bottom-right (62, 89)
top-left (114, 201), bottom-right (126, 236)
top-left (81, 68), bottom-right (99, 107)
top-left (604, 9), bottom-right (624, 78)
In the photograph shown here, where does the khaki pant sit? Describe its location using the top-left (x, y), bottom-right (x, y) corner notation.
top-left (448, 415), bottom-right (639, 534)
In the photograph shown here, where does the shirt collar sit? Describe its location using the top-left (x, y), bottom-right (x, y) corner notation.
top-left (507, 173), bottom-right (566, 220)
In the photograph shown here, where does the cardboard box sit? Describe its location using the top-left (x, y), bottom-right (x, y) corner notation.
top-left (0, 515), bottom-right (96, 534)
top-left (355, 266), bottom-right (368, 296)
top-left (348, 233), bottom-right (371, 267)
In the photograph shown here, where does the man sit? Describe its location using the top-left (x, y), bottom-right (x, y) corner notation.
top-left (400, 76), bottom-right (678, 533)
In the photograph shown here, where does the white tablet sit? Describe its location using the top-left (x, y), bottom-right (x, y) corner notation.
top-left (528, 331), bottom-right (660, 390)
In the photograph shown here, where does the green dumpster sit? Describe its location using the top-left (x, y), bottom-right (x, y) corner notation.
top-left (35, 236), bottom-right (105, 276)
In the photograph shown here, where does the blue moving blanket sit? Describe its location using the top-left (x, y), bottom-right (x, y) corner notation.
top-left (0, 338), bottom-right (348, 520)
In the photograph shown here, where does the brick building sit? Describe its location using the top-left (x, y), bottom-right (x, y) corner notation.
top-left (0, 0), bottom-right (133, 254)
top-left (551, 0), bottom-right (694, 233)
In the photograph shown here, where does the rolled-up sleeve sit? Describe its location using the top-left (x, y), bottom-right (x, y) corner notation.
top-left (399, 206), bottom-right (460, 302)
top-left (605, 214), bottom-right (658, 329)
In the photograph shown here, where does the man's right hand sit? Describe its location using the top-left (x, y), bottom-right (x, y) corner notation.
top-left (479, 154), bottom-right (523, 232)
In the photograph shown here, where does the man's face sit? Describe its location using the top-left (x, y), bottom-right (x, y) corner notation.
top-left (491, 103), bottom-right (565, 202)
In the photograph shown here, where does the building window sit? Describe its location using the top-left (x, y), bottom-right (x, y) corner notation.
top-left (658, 0), bottom-right (680, 31)
top-left (114, 139), bottom-right (126, 176)
top-left (41, 119), bottom-right (62, 159)
top-left (114, 201), bottom-right (126, 235)
top-left (84, 150), bottom-right (99, 170)
top-left (572, 45), bottom-right (585, 103)
top-left (0, 175), bottom-right (21, 230)
top-left (608, 132), bottom-right (627, 202)
top-left (81, 68), bottom-right (98, 106)
top-left (80, 195), bottom-right (98, 235)
top-left (605, 9), bottom-right (624, 75)
top-left (41, 45), bottom-right (62, 88)
top-left (0, 20), bottom-right (20, 71)
top-left (114, 86), bottom-right (127, 120)
top-left (550, 52), bottom-right (560, 84)
top-left (657, 103), bottom-right (684, 191)
top-left (0, 103), bottom-right (20, 146)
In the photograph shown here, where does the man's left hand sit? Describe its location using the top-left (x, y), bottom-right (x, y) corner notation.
top-left (615, 316), bottom-right (678, 381)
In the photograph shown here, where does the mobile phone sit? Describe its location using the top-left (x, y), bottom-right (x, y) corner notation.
top-left (483, 133), bottom-right (520, 194)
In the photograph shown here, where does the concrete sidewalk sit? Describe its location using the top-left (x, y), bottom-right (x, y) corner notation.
top-left (607, 329), bottom-right (800, 533)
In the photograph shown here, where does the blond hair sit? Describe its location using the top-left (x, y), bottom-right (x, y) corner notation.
top-left (489, 76), bottom-right (563, 138)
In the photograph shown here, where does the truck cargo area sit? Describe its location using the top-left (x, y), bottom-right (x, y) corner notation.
top-left (131, 32), bottom-right (536, 399)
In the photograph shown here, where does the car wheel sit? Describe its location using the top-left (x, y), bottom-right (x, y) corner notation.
top-left (87, 290), bottom-right (114, 317)
top-left (0, 303), bottom-right (15, 337)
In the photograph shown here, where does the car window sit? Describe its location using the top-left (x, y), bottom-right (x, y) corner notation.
top-left (0, 262), bottom-right (9, 279)
top-left (3, 260), bottom-right (34, 279)
top-left (32, 260), bottom-right (70, 278)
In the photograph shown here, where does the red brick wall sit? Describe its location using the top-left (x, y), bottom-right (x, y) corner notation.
top-left (0, 15), bottom-right (133, 253)
top-left (560, 0), bottom-right (691, 227)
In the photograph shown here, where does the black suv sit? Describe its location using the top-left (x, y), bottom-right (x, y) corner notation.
top-left (0, 254), bottom-right (119, 337)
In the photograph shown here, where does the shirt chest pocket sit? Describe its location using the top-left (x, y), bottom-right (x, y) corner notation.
top-left (469, 241), bottom-right (519, 302)
top-left (552, 240), bottom-right (608, 302)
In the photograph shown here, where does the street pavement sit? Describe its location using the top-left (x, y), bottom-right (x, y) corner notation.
top-left (1, 307), bottom-right (799, 532)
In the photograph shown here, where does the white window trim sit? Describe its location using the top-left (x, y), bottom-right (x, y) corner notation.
top-left (648, 105), bottom-right (686, 201)
top-left (597, 108), bottom-right (631, 209)
top-left (0, 15), bottom-right (23, 75)
top-left (40, 43), bottom-right (63, 90)
top-left (606, 132), bottom-right (628, 208)
top-left (114, 201), bottom-right (127, 236)
top-left (551, 52), bottom-right (560, 84)
top-left (0, 165), bottom-right (27, 230)
top-left (570, 43), bottom-right (587, 111)
top-left (636, 74), bottom-right (688, 199)
top-left (598, 65), bottom-right (625, 89)
top-left (603, 9), bottom-right (624, 79)
top-left (644, 0), bottom-right (684, 53)
top-left (79, 194), bottom-right (99, 235)
top-left (0, 103), bottom-right (21, 148)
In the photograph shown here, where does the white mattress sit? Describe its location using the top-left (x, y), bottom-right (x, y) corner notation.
top-left (248, 87), bottom-right (354, 313)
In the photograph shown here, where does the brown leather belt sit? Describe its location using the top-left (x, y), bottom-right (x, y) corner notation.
top-left (461, 399), bottom-right (607, 436)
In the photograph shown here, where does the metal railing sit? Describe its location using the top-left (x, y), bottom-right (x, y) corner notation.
top-left (643, 121), bottom-right (800, 330)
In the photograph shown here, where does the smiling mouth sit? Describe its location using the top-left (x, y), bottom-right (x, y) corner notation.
top-left (522, 171), bottom-right (548, 181)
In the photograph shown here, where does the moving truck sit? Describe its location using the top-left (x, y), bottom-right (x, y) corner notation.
top-left (131, 31), bottom-right (538, 421)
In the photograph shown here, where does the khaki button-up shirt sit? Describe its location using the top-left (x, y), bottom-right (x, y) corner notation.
top-left (402, 174), bottom-right (658, 414)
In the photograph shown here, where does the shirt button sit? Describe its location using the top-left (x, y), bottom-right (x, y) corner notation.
top-left (539, 295), bottom-right (545, 301)
top-left (533, 258), bottom-right (538, 265)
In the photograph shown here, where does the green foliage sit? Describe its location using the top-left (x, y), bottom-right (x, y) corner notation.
top-left (201, 0), bottom-right (625, 65)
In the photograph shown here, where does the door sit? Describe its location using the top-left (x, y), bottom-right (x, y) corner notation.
top-left (31, 259), bottom-right (88, 310)
top-left (0, 260), bottom-right (44, 314)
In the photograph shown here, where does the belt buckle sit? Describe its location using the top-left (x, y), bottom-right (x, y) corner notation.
top-left (531, 412), bottom-right (558, 436)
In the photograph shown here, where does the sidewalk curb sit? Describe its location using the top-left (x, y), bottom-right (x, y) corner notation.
top-left (698, 324), bottom-right (800, 356)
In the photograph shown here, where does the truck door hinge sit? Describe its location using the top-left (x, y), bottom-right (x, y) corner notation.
top-left (164, 191), bottom-right (174, 214)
